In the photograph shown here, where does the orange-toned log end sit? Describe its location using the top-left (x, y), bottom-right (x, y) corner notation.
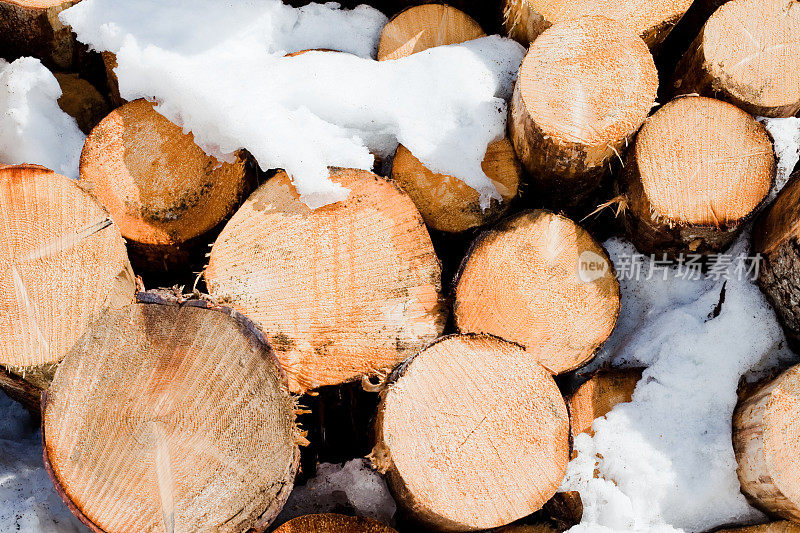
top-left (718, 522), bottom-right (800, 533)
top-left (672, 0), bottom-right (800, 118)
top-left (568, 369), bottom-right (643, 439)
top-left (0, 0), bottom-right (80, 70)
top-left (53, 73), bottom-right (110, 134)
top-left (753, 170), bottom-right (800, 349)
top-left (502, 0), bottom-right (693, 49)
top-left (391, 138), bottom-right (521, 234)
top-left (79, 99), bottom-right (253, 273)
top-left (274, 514), bottom-right (397, 532)
top-left (205, 168), bottom-right (446, 394)
top-left (373, 335), bottom-right (569, 531)
top-left (732, 363), bottom-right (800, 521)
top-left (0, 164), bottom-right (135, 392)
top-left (453, 210), bottom-right (620, 374)
top-left (377, 3), bottom-right (485, 61)
top-left (509, 16), bottom-right (658, 209)
top-left (619, 95), bottom-right (774, 258)
top-left (42, 295), bottom-right (300, 533)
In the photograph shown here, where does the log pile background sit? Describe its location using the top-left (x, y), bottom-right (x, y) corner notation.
top-left (1, 0), bottom-right (800, 532)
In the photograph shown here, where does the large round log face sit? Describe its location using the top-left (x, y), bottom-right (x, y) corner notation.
top-left (206, 169), bottom-right (446, 394)
top-left (43, 299), bottom-right (299, 533)
top-left (374, 335), bottom-right (569, 531)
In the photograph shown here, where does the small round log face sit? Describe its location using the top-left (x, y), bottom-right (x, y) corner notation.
top-left (391, 140), bottom-right (521, 233)
top-left (673, 0), bottom-right (800, 118)
top-left (619, 96), bottom-right (774, 257)
top-left (453, 210), bottom-right (620, 374)
top-left (733, 364), bottom-right (800, 521)
top-left (43, 299), bottom-right (299, 533)
top-left (378, 3), bottom-right (485, 61)
top-left (374, 335), bottom-right (569, 531)
top-left (205, 169), bottom-right (446, 394)
top-left (509, 16), bottom-right (658, 208)
top-left (79, 99), bottom-right (251, 249)
top-left (568, 369), bottom-right (642, 439)
top-left (275, 513), bottom-right (397, 532)
top-left (0, 164), bottom-right (134, 381)
top-left (502, 0), bottom-right (693, 48)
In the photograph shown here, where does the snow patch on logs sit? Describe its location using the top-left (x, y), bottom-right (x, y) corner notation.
top-left (0, 58), bottom-right (84, 179)
top-left (60, 0), bottom-right (525, 208)
top-left (562, 236), bottom-right (799, 532)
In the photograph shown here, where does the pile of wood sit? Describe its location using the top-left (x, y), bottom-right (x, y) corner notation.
top-left (1, 0), bottom-right (799, 532)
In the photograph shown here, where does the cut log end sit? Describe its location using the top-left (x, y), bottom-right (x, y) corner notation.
top-left (43, 295), bottom-right (299, 533)
top-left (620, 95), bottom-right (774, 257)
top-left (502, 0), bottom-right (693, 48)
top-left (733, 364), bottom-right (800, 521)
top-left (454, 210), bottom-right (620, 374)
top-left (377, 3), bottom-right (485, 61)
top-left (568, 369), bottom-right (642, 439)
top-left (509, 16), bottom-right (658, 207)
top-left (0, 164), bottom-right (134, 379)
top-left (374, 335), bottom-right (569, 531)
top-left (79, 99), bottom-right (252, 270)
top-left (673, 0), bottom-right (800, 118)
top-left (205, 168), bottom-right (446, 394)
top-left (391, 139), bottom-right (521, 234)
top-left (274, 514), bottom-right (397, 532)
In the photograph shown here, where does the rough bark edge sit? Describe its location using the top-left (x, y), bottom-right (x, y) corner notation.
top-left (369, 332), bottom-right (555, 532)
top-left (671, 29), bottom-right (800, 118)
top-left (616, 119), bottom-right (775, 258)
top-left (40, 290), bottom-right (302, 533)
top-left (0, 365), bottom-right (43, 415)
top-left (450, 209), bottom-right (621, 374)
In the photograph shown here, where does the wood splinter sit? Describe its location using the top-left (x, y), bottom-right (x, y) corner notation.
top-left (509, 16), bottom-right (658, 209)
top-left (380, 4), bottom-right (522, 233)
top-left (372, 335), bottom-right (569, 531)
